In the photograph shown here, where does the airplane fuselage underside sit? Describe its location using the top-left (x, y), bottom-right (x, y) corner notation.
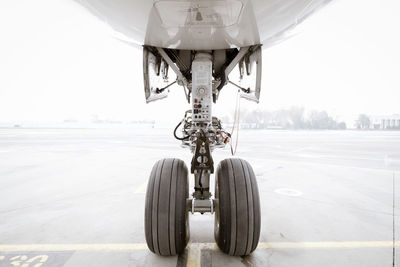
top-left (76, 0), bottom-right (332, 50)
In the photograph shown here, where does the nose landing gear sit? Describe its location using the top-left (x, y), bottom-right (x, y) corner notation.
top-left (143, 47), bottom-right (262, 256)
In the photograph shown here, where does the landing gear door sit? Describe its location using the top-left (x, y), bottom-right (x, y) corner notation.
top-left (143, 47), bottom-right (170, 103)
top-left (237, 46), bottom-right (262, 103)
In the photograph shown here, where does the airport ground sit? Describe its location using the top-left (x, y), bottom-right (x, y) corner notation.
top-left (0, 127), bottom-right (399, 267)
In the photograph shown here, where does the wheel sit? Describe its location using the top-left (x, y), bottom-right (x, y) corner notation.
top-left (214, 158), bottom-right (261, 256)
top-left (145, 158), bottom-right (189, 255)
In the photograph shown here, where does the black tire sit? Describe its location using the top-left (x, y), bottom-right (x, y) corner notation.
top-left (214, 158), bottom-right (261, 256)
top-left (145, 158), bottom-right (189, 256)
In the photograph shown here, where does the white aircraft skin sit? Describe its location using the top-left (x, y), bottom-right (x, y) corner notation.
top-left (75, 0), bottom-right (332, 50)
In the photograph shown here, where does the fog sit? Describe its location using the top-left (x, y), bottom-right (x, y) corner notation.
top-left (0, 0), bottom-right (399, 127)
top-left (0, 1), bottom-right (400, 266)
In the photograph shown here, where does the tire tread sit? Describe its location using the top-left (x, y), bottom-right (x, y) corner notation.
top-left (215, 158), bottom-right (261, 256)
top-left (145, 158), bottom-right (188, 256)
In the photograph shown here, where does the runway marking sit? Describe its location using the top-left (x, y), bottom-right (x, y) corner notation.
top-left (186, 243), bottom-right (217, 267)
top-left (258, 241), bottom-right (400, 249)
top-left (1, 242), bottom-right (399, 267)
top-left (0, 243), bottom-right (148, 252)
top-left (245, 155), bottom-right (395, 173)
top-left (107, 141), bottom-right (126, 144)
top-left (274, 188), bottom-right (303, 197)
top-left (297, 153), bottom-right (323, 159)
top-left (290, 147), bottom-right (311, 153)
top-left (0, 241), bottom-right (398, 252)
top-left (134, 181), bottom-right (148, 194)
top-left (9, 255), bottom-right (48, 267)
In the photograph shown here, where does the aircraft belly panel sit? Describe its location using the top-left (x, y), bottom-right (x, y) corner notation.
top-left (75, 0), bottom-right (332, 49)
top-left (144, 0), bottom-right (260, 50)
top-left (253, 0), bottom-right (333, 47)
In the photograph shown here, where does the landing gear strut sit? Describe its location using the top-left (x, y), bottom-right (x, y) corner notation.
top-left (144, 47), bottom-right (262, 256)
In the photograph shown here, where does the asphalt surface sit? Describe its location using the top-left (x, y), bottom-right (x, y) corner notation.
top-left (0, 127), bottom-right (399, 267)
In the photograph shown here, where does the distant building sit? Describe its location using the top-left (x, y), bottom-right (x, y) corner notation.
top-left (370, 114), bottom-right (400, 129)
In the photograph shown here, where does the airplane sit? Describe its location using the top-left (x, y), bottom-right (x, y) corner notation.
top-left (74, 0), bottom-right (333, 256)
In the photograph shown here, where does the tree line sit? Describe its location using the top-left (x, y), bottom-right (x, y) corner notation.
top-left (230, 107), bottom-right (347, 130)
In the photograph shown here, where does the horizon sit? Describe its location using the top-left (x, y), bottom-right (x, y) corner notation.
top-left (0, 0), bottom-right (399, 127)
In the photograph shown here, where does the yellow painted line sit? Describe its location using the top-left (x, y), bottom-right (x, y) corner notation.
top-left (0, 241), bottom-right (398, 253)
top-left (0, 243), bottom-right (148, 252)
top-left (187, 243), bottom-right (217, 267)
top-left (257, 241), bottom-right (400, 249)
top-left (185, 241), bottom-right (400, 267)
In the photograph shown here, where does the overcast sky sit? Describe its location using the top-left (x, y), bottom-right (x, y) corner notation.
top-left (0, 0), bottom-right (399, 125)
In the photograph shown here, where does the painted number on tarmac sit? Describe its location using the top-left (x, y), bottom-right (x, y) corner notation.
top-left (0, 252), bottom-right (73, 267)
top-left (0, 255), bottom-right (48, 267)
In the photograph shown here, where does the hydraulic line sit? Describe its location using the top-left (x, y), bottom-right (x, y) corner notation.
top-left (198, 169), bottom-right (203, 194)
top-left (197, 129), bottom-right (207, 193)
top-left (173, 119), bottom-right (190, 140)
top-left (229, 90), bottom-right (241, 156)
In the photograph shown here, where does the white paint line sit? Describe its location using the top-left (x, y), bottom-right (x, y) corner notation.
top-left (290, 147), bottom-right (311, 153)
top-left (297, 153), bottom-right (323, 159)
top-left (134, 181), bottom-right (148, 194)
top-left (107, 141), bottom-right (125, 144)
top-left (245, 155), bottom-right (394, 173)
top-left (274, 188), bottom-right (303, 197)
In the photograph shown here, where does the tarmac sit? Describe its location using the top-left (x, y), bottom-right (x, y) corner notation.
top-left (0, 127), bottom-right (399, 266)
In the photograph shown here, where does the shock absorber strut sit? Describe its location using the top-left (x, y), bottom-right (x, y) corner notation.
top-left (190, 52), bottom-right (214, 202)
